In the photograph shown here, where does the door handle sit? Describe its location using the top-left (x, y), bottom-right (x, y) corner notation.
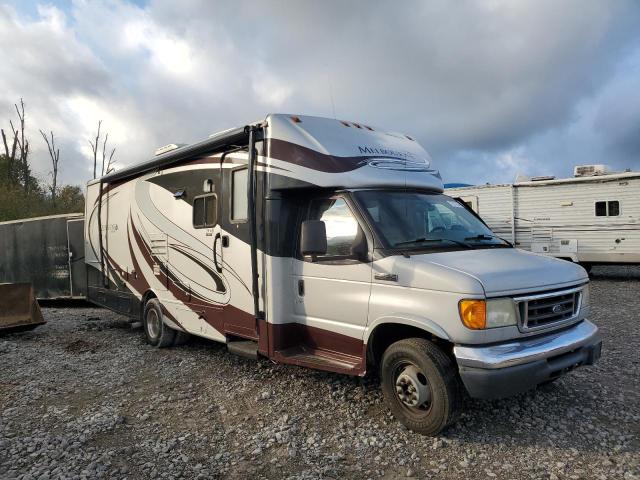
top-left (298, 279), bottom-right (305, 297)
top-left (374, 273), bottom-right (398, 282)
top-left (213, 233), bottom-right (223, 273)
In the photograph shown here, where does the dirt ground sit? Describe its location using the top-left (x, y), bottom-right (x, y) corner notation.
top-left (1, 266), bottom-right (639, 479)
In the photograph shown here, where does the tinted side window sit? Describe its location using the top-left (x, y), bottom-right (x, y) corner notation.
top-left (595, 201), bottom-right (620, 217)
top-left (193, 194), bottom-right (217, 228)
top-left (308, 198), bottom-right (358, 257)
top-left (231, 168), bottom-right (248, 221)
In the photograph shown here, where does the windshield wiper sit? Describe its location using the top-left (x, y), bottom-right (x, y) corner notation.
top-left (464, 234), bottom-right (512, 247)
top-left (393, 237), bottom-right (472, 249)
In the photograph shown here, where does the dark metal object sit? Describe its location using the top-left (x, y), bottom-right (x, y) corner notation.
top-left (0, 214), bottom-right (85, 299)
top-left (0, 283), bottom-right (46, 333)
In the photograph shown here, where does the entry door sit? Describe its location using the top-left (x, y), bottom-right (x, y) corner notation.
top-left (292, 196), bottom-right (372, 341)
top-left (218, 164), bottom-right (258, 339)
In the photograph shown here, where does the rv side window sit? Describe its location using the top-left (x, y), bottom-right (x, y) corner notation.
top-left (193, 194), bottom-right (217, 228)
top-left (231, 168), bottom-right (248, 221)
top-left (595, 201), bottom-right (619, 217)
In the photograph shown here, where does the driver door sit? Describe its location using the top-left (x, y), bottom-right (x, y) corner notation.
top-left (292, 195), bottom-right (372, 342)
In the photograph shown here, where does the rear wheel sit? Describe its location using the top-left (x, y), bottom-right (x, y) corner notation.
top-left (143, 299), bottom-right (176, 348)
top-left (381, 338), bottom-right (462, 435)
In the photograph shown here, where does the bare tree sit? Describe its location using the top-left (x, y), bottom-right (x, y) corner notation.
top-left (89, 120), bottom-right (102, 179)
top-left (39, 130), bottom-right (60, 208)
top-left (14, 99), bottom-right (30, 192)
top-left (105, 146), bottom-right (116, 174)
top-left (88, 120), bottom-right (117, 178)
top-left (101, 133), bottom-right (116, 176)
top-left (1, 124), bottom-right (18, 181)
top-left (1, 98), bottom-right (30, 189)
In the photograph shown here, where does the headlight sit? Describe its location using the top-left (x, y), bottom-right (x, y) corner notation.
top-left (459, 298), bottom-right (518, 330)
top-left (486, 298), bottom-right (518, 328)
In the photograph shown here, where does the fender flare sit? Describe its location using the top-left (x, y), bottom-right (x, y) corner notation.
top-left (141, 290), bottom-right (186, 332)
top-left (364, 314), bottom-right (452, 344)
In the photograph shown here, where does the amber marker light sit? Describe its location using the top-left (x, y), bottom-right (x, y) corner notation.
top-left (459, 299), bottom-right (487, 329)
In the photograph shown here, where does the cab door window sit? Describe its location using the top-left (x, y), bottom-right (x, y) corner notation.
top-left (306, 197), bottom-right (360, 258)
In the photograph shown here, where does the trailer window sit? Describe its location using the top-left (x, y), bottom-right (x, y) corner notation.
top-left (231, 168), bottom-right (248, 221)
top-left (595, 201), bottom-right (619, 217)
top-left (193, 194), bottom-right (217, 228)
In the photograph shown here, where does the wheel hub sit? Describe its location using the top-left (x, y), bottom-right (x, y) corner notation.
top-left (147, 309), bottom-right (160, 338)
top-left (395, 365), bottom-right (430, 408)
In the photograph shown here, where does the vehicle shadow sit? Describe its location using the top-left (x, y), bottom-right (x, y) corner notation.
top-left (590, 265), bottom-right (640, 281)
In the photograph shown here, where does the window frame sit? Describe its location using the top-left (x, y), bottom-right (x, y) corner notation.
top-left (192, 193), bottom-right (218, 229)
top-left (229, 166), bottom-right (249, 224)
top-left (595, 200), bottom-right (620, 217)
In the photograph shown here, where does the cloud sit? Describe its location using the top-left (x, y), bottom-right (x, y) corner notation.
top-left (0, 0), bottom-right (639, 188)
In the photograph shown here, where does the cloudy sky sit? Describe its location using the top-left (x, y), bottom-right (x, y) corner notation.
top-left (1, 0), bottom-right (639, 188)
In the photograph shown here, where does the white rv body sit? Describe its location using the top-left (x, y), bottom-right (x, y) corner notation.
top-left (85, 114), bottom-right (601, 435)
top-left (447, 172), bottom-right (640, 265)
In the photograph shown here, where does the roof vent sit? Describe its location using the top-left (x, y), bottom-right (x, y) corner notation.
top-left (530, 175), bottom-right (556, 181)
top-left (155, 143), bottom-right (186, 156)
top-left (574, 164), bottom-right (612, 177)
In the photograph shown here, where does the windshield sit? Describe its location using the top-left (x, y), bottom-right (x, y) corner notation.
top-left (354, 190), bottom-right (508, 250)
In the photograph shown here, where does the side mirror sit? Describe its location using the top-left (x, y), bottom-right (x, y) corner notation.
top-left (301, 220), bottom-right (327, 258)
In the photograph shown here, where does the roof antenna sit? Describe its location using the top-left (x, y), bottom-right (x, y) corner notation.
top-left (327, 71), bottom-right (336, 119)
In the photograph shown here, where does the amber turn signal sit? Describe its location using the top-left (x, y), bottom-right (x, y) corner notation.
top-left (459, 299), bottom-right (487, 329)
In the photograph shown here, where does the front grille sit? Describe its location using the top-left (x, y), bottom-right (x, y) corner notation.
top-left (516, 288), bottom-right (582, 331)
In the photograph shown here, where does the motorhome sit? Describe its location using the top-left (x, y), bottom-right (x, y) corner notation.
top-left (85, 114), bottom-right (602, 435)
top-left (447, 168), bottom-right (640, 270)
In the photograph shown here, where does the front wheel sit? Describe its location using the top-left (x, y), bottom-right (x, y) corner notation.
top-left (381, 338), bottom-right (463, 435)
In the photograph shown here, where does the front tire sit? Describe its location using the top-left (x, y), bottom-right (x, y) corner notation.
top-left (381, 338), bottom-right (462, 435)
top-left (143, 298), bottom-right (176, 348)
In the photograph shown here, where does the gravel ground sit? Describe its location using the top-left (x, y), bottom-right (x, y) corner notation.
top-left (1, 266), bottom-right (638, 480)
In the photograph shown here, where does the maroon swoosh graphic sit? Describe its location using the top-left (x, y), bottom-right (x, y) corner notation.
top-left (129, 219), bottom-right (255, 336)
top-left (268, 138), bottom-right (368, 173)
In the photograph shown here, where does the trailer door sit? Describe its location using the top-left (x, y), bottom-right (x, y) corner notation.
top-left (66, 218), bottom-right (87, 297)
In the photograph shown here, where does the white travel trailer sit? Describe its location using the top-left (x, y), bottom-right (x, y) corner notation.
top-left (85, 114), bottom-right (602, 435)
top-left (447, 169), bottom-right (640, 269)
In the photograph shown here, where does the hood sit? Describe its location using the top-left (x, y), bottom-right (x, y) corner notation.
top-left (378, 248), bottom-right (588, 296)
top-left (411, 248), bottom-right (588, 296)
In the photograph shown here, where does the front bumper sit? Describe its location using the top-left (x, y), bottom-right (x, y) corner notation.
top-left (454, 320), bottom-right (602, 399)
